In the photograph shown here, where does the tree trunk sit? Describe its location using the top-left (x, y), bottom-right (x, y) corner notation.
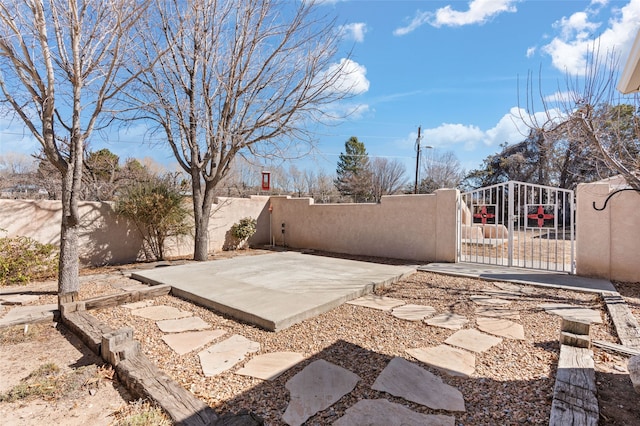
top-left (58, 167), bottom-right (80, 306)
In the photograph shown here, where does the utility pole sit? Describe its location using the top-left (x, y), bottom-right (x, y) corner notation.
top-left (414, 126), bottom-right (421, 194)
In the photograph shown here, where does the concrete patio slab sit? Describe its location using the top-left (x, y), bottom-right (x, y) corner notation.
top-left (372, 357), bottom-right (466, 412)
top-left (477, 317), bottom-right (525, 340)
top-left (538, 303), bottom-right (603, 324)
top-left (156, 316), bottom-right (211, 333)
top-left (475, 306), bottom-right (521, 320)
top-left (198, 334), bottom-right (260, 377)
top-left (419, 263), bottom-right (616, 293)
top-left (235, 352), bottom-right (304, 381)
top-left (130, 305), bottom-right (193, 321)
top-left (132, 252), bottom-right (415, 331)
top-left (333, 399), bottom-right (455, 426)
top-left (282, 359), bottom-right (359, 426)
top-left (406, 345), bottom-right (476, 378)
top-left (347, 295), bottom-right (405, 311)
top-left (424, 313), bottom-right (468, 330)
top-left (162, 329), bottom-right (226, 355)
top-left (445, 328), bottom-right (502, 353)
top-left (391, 304), bottom-right (437, 321)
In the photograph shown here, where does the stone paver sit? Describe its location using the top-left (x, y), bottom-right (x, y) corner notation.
top-left (122, 300), bottom-right (154, 310)
top-left (131, 305), bottom-right (193, 321)
top-left (333, 399), bottom-right (455, 426)
top-left (198, 334), bottom-right (260, 377)
top-left (444, 328), bottom-right (502, 353)
top-left (162, 329), bottom-right (226, 355)
top-left (0, 294), bottom-right (40, 305)
top-left (391, 304), bottom-right (437, 321)
top-left (424, 313), bottom-right (468, 330)
top-left (372, 357), bottom-right (465, 411)
top-left (406, 345), bottom-right (475, 378)
top-left (470, 295), bottom-right (512, 306)
top-left (493, 282), bottom-right (537, 295)
top-left (346, 295), bottom-right (405, 311)
top-left (538, 303), bottom-right (603, 324)
top-left (0, 304), bottom-right (58, 327)
top-left (236, 352), bottom-right (304, 381)
top-left (157, 316), bottom-right (211, 333)
top-left (475, 306), bottom-right (521, 320)
top-left (477, 317), bottom-right (525, 340)
top-left (282, 359), bottom-right (359, 426)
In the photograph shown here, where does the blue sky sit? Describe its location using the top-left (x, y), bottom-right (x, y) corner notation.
top-left (2, 0), bottom-right (640, 179)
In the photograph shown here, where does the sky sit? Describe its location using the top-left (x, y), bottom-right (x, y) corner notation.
top-left (2, 0), bottom-right (640, 181)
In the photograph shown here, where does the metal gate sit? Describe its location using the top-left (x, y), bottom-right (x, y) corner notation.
top-left (458, 181), bottom-right (575, 273)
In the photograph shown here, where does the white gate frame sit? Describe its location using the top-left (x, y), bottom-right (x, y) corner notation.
top-left (457, 181), bottom-right (575, 274)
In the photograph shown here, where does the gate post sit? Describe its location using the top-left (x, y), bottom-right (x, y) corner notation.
top-left (507, 181), bottom-right (514, 267)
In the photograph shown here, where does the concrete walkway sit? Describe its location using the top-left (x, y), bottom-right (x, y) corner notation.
top-left (419, 262), bottom-right (616, 293)
top-left (132, 251), bottom-right (415, 331)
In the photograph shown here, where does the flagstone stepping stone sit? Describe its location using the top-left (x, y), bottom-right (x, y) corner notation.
top-left (282, 359), bottom-right (359, 426)
top-left (406, 345), bottom-right (476, 378)
top-left (475, 306), bottom-right (521, 320)
top-left (347, 295), bottom-right (405, 311)
top-left (0, 294), bottom-right (40, 305)
top-left (333, 399), bottom-right (455, 426)
top-left (198, 334), bottom-right (260, 377)
top-left (157, 316), bottom-right (211, 333)
top-left (162, 329), bottom-right (226, 355)
top-left (493, 282), bottom-right (537, 295)
top-left (236, 352), bottom-right (305, 380)
top-left (445, 328), bottom-right (502, 353)
top-left (122, 300), bottom-right (154, 310)
top-left (477, 317), bottom-right (525, 340)
top-left (470, 295), bottom-right (511, 306)
top-left (372, 357), bottom-right (465, 412)
top-left (391, 304), bottom-right (437, 321)
top-left (131, 305), bottom-right (192, 321)
top-left (0, 304), bottom-right (58, 327)
top-left (424, 313), bottom-right (468, 330)
top-left (538, 303), bottom-right (603, 324)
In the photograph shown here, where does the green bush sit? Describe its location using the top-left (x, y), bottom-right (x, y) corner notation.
top-left (115, 175), bottom-right (191, 261)
top-left (230, 217), bottom-right (257, 249)
top-left (0, 229), bottom-right (58, 285)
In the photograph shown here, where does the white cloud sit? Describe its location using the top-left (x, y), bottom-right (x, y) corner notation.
top-left (542, 0), bottom-right (640, 75)
top-left (339, 23), bottom-right (367, 43)
top-left (394, 0), bottom-right (518, 35)
top-left (423, 123), bottom-right (485, 149)
top-left (526, 46), bottom-right (536, 58)
top-left (326, 58), bottom-right (370, 95)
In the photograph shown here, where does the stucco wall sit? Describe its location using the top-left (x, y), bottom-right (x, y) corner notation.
top-left (576, 182), bottom-right (640, 282)
top-left (0, 196), bottom-right (271, 266)
top-left (268, 189), bottom-right (459, 262)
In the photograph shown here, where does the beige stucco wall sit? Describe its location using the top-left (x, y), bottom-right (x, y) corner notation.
top-left (0, 196), bottom-right (271, 266)
top-left (576, 182), bottom-right (640, 282)
top-left (268, 189), bottom-right (459, 262)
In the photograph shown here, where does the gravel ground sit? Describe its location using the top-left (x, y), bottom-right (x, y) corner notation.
top-left (17, 254), bottom-right (639, 425)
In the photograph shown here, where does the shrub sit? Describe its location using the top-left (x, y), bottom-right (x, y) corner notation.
top-left (115, 175), bottom-right (191, 261)
top-left (229, 217), bottom-right (257, 249)
top-left (0, 229), bottom-right (59, 285)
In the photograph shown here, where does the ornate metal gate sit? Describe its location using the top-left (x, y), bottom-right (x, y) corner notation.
top-left (458, 181), bottom-right (575, 273)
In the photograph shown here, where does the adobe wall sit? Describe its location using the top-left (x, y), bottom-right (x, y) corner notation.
top-left (268, 189), bottom-right (459, 262)
top-left (576, 182), bottom-right (640, 282)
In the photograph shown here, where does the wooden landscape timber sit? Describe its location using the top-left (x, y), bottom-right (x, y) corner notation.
top-left (602, 291), bottom-right (640, 351)
top-left (592, 339), bottom-right (640, 357)
top-left (59, 285), bottom-right (219, 426)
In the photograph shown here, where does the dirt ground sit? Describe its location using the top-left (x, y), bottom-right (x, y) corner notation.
top-left (1, 252), bottom-right (639, 425)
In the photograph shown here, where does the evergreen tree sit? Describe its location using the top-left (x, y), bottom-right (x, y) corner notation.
top-left (334, 137), bottom-right (372, 202)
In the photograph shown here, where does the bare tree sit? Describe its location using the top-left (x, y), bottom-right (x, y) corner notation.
top-left (521, 46), bottom-right (640, 190)
top-left (133, 0), bottom-right (353, 260)
top-left (421, 150), bottom-right (465, 193)
top-left (0, 0), bottom-right (149, 303)
top-left (370, 157), bottom-right (407, 202)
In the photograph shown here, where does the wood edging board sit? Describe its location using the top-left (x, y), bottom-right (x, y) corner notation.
top-left (602, 291), bottom-right (640, 351)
